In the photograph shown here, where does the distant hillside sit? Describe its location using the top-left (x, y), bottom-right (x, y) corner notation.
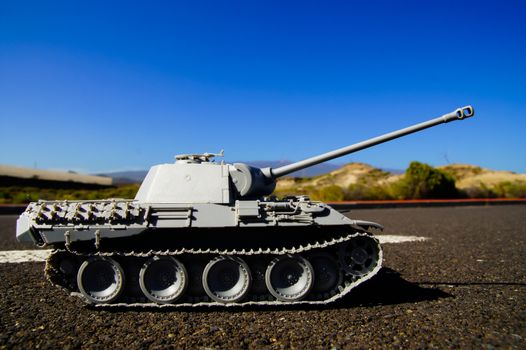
top-left (439, 164), bottom-right (526, 188)
top-left (275, 162), bottom-right (526, 200)
top-left (439, 164), bottom-right (526, 198)
top-left (1, 164), bottom-right (112, 188)
top-left (277, 163), bottom-right (397, 190)
top-left (97, 170), bottom-right (148, 184)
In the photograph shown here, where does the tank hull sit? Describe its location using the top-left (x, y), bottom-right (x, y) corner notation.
top-left (17, 198), bottom-right (382, 246)
top-left (18, 197), bottom-right (383, 307)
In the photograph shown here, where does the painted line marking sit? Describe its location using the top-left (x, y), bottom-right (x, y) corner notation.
top-left (0, 249), bottom-right (53, 263)
top-left (0, 235), bottom-right (428, 264)
top-left (377, 235), bottom-right (428, 244)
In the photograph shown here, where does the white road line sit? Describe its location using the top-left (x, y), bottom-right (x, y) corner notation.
top-left (0, 249), bottom-right (53, 263)
top-left (377, 235), bottom-right (428, 244)
top-left (0, 235), bottom-right (428, 264)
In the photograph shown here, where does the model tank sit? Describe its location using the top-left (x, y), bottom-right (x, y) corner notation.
top-left (16, 106), bottom-right (474, 307)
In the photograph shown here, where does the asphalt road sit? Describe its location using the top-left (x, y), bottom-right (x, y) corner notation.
top-left (1, 205), bottom-right (525, 349)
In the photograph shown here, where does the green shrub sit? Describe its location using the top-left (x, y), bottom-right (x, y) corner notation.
top-left (392, 161), bottom-right (458, 199)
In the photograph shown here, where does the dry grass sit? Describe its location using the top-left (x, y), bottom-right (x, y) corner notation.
top-left (439, 164), bottom-right (526, 189)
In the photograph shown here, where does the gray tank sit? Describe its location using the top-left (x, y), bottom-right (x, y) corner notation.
top-left (16, 106), bottom-right (474, 307)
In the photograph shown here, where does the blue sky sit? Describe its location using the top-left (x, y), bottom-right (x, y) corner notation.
top-left (1, 1), bottom-right (525, 174)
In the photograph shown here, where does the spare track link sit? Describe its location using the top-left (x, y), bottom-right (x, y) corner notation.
top-left (45, 231), bottom-right (383, 308)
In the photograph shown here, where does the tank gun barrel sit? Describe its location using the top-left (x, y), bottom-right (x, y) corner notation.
top-left (268, 105), bottom-right (474, 178)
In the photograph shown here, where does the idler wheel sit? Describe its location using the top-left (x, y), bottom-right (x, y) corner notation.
top-left (77, 257), bottom-right (124, 304)
top-left (139, 256), bottom-right (188, 304)
top-left (338, 235), bottom-right (380, 277)
top-left (202, 256), bottom-right (252, 303)
top-left (308, 252), bottom-right (342, 297)
top-left (265, 255), bottom-right (314, 301)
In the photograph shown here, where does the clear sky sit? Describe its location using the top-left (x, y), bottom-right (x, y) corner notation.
top-left (1, 1), bottom-right (525, 174)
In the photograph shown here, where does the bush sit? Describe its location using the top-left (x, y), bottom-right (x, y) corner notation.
top-left (392, 161), bottom-right (459, 199)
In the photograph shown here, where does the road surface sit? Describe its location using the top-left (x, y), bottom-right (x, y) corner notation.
top-left (1, 205), bottom-right (524, 349)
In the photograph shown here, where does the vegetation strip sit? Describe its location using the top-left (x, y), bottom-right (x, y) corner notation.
top-left (329, 198), bottom-right (526, 210)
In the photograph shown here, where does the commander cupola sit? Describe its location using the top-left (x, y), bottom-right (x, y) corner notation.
top-left (175, 150), bottom-right (224, 164)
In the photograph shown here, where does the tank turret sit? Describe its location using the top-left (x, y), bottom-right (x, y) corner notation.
top-left (16, 105), bottom-right (474, 308)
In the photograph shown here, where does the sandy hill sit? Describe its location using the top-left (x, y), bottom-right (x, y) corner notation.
top-left (438, 164), bottom-right (526, 189)
top-left (276, 162), bottom-right (398, 190)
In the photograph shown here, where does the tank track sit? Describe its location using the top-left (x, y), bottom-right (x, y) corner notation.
top-left (45, 230), bottom-right (382, 308)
